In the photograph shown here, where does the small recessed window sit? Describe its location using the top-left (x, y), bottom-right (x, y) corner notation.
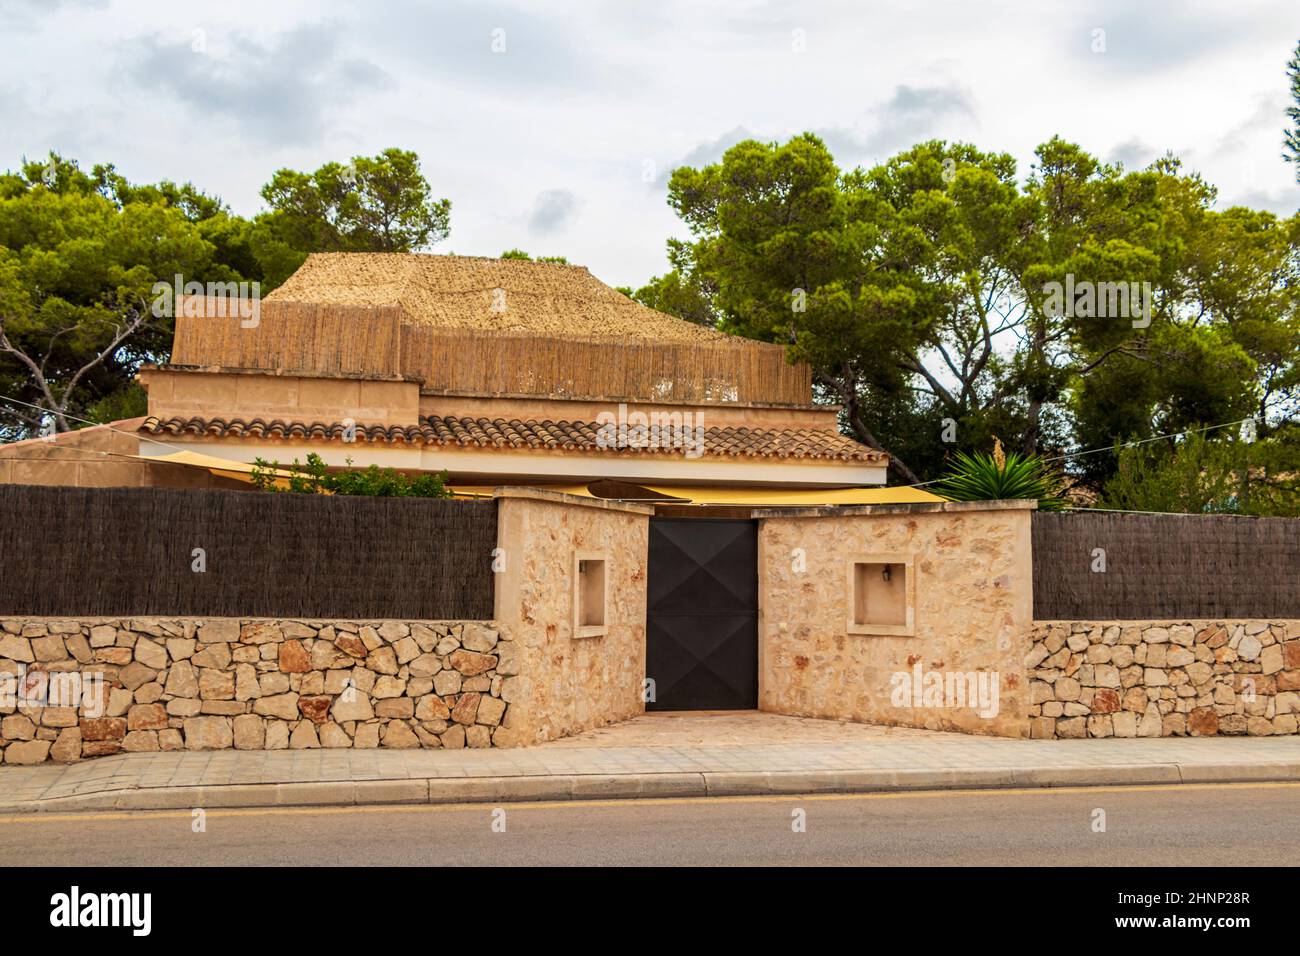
top-left (847, 555), bottom-right (914, 636)
top-left (574, 552), bottom-right (608, 638)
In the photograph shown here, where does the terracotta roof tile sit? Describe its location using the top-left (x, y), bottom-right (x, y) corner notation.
top-left (139, 415), bottom-right (886, 464)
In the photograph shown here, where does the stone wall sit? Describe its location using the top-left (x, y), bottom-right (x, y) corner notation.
top-left (0, 617), bottom-right (515, 764)
top-left (490, 490), bottom-right (651, 745)
top-left (756, 501), bottom-right (1036, 737)
top-left (1, 489), bottom-right (656, 763)
top-left (1027, 620), bottom-right (1300, 738)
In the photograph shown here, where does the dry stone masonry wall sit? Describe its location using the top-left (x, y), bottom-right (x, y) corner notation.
top-left (1027, 620), bottom-right (1300, 738)
top-left (0, 618), bottom-right (517, 764)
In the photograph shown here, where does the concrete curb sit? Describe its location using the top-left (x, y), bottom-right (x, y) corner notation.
top-left (2, 760), bottom-right (1298, 814)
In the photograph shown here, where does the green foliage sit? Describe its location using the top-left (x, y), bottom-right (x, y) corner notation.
top-left (1285, 40), bottom-right (1300, 181)
top-left (249, 453), bottom-right (451, 498)
top-left (94, 164), bottom-right (228, 223)
top-left (630, 254), bottom-right (717, 327)
top-left (645, 132), bottom-right (1300, 492)
top-left (254, 148), bottom-right (451, 288)
top-left (649, 133), bottom-right (1066, 483)
top-left (652, 134), bottom-right (940, 481)
top-left (0, 147), bottom-right (452, 438)
top-left (499, 249), bottom-right (568, 263)
top-left (932, 448), bottom-right (1067, 509)
top-left (0, 152), bottom-right (238, 437)
top-left (82, 382), bottom-right (147, 424)
top-left (1098, 429), bottom-right (1300, 516)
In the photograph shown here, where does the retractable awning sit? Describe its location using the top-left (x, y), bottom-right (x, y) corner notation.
top-left (445, 481), bottom-right (942, 506)
top-left (133, 450), bottom-right (302, 484)
top-left (132, 455), bottom-right (943, 506)
top-left (636, 484), bottom-right (944, 506)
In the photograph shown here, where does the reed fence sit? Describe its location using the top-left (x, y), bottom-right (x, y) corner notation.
top-left (170, 301), bottom-right (812, 405)
top-left (0, 485), bottom-right (497, 620)
top-left (1032, 511), bottom-right (1300, 620)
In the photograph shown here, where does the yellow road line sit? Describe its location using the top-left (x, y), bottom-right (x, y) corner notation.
top-left (0, 779), bottom-right (1296, 825)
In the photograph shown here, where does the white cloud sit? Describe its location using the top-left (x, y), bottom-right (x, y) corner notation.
top-left (0, 0), bottom-right (1296, 288)
top-left (527, 188), bottom-right (580, 234)
top-left (129, 23), bottom-right (391, 146)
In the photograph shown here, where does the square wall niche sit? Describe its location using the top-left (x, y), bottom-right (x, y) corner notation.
top-left (847, 554), bottom-right (914, 636)
top-left (573, 551), bottom-right (609, 638)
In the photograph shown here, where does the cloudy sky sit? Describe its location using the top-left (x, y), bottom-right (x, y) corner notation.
top-left (2, 0), bottom-right (1299, 288)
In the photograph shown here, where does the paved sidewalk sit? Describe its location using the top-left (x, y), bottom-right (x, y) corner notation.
top-left (3, 713), bottom-right (1299, 813)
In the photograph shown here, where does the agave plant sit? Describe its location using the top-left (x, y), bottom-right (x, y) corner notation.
top-left (932, 444), bottom-right (1067, 510)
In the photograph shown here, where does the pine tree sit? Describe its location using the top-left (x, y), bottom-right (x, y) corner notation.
top-left (1285, 40), bottom-right (1300, 181)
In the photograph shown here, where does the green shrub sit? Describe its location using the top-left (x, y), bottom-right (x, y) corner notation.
top-left (250, 453), bottom-right (451, 498)
top-left (1098, 431), bottom-right (1300, 516)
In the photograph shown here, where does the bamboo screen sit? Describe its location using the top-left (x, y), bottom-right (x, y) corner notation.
top-left (0, 486), bottom-right (497, 620)
top-left (1032, 511), bottom-right (1300, 620)
top-left (171, 301), bottom-right (404, 379)
top-left (170, 301), bottom-right (812, 404)
top-left (402, 326), bottom-right (810, 404)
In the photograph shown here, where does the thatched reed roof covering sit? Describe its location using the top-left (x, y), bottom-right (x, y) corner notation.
top-left (141, 415), bottom-right (885, 463)
top-left (267, 253), bottom-right (729, 344)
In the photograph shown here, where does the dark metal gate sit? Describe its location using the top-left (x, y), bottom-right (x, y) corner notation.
top-left (646, 518), bottom-right (758, 710)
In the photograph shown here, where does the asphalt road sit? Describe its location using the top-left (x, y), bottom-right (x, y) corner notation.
top-left (2, 782), bottom-right (1297, 866)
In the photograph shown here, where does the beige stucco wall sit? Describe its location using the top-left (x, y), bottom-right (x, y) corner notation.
top-left (756, 501), bottom-right (1035, 737)
top-left (0, 422), bottom-right (245, 490)
top-left (140, 368), bottom-right (420, 426)
top-left (142, 367), bottom-right (840, 433)
top-left (490, 490), bottom-right (650, 745)
top-left (134, 368), bottom-right (887, 487)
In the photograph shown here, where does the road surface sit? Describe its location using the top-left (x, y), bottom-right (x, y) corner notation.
top-left (2, 782), bottom-right (1296, 866)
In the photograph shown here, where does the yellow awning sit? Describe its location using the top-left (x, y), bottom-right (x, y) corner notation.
top-left (132, 458), bottom-right (942, 506)
top-left (638, 484), bottom-right (944, 506)
top-left (445, 483), bottom-right (601, 499)
top-left (140, 454), bottom-right (502, 499)
top-left (454, 481), bottom-right (942, 506)
top-left (134, 450), bottom-right (301, 484)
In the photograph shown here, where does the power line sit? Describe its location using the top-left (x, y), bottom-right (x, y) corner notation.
top-left (1061, 506), bottom-right (1266, 518)
top-left (0, 394), bottom-right (196, 458)
top-left (908, 414), bottom-right (1267, 488)
top-left (0, 450), bottom-right (156, 464)
top-left (1041, 417), bottom-right (1260, 465)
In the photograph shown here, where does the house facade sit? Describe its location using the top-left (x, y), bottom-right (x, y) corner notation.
top-left (6, 253), bottom-right (1289, 765)
top-left (146, 253), bottom-right (901, 496)
top-left (3, 254), bottom-right (907, 497)
top-left (0, 254), bottom-right (1032, 757)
